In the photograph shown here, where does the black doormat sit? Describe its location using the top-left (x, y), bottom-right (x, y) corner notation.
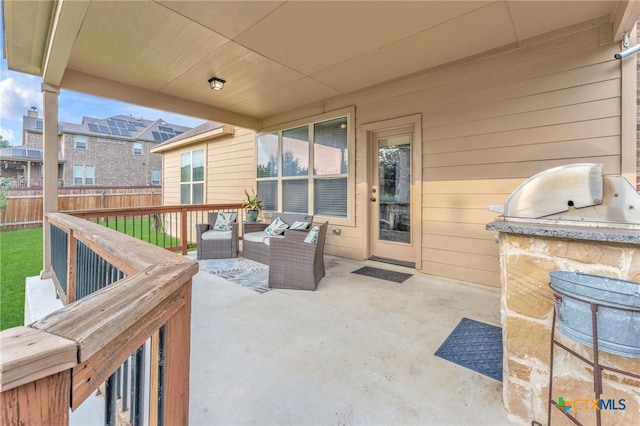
top-left (351, 266), bottom-right (412, 283)
top-left (434, 318), bottom-right (503, 382)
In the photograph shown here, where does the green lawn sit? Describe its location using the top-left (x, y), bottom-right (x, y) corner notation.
top-left (0, 219), bottom-right (188, 331)
top-left (0, 227), bottom-right (42, 330)
top-left (100, 216), bottom-right (182, 249)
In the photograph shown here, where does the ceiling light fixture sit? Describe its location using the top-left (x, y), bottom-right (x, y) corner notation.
top-left (208, 76), bottom-right (225, 91)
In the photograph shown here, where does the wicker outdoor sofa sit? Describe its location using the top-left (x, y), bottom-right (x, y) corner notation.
top-left (242, 212), bottom-right (313, 264)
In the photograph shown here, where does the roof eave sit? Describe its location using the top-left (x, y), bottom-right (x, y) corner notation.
top-left (151, 125), bottom-right (235, 153)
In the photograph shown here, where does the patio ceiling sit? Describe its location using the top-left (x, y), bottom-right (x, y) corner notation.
top-left (4, 1), bottom-right (639, 130)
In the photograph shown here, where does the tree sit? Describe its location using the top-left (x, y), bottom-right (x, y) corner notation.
top-left (0, 135), bottom-right (10, 148)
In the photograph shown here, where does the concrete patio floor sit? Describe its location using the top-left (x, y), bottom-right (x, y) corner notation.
top-left (189, 254), bottom-right (517, 425)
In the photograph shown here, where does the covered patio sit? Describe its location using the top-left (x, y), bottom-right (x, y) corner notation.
top-left (3, 1), bottom-right (640, 425)
top-left (52, 252), bottom-right (509, 425)
top-left (187, 255), bottom-right (509, 425)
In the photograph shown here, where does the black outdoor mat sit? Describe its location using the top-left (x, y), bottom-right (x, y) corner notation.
top-left (434, 317), bottom-right (503, 382)
top-left (351, 266), bottom-right (412, 283)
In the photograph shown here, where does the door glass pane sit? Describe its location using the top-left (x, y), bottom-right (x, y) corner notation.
top-left (257, 133), bottom-right (278, 177)
top-left (282, 126), bottom-right (309, 177)
top-left (378, 135), bottom-right (410, 243)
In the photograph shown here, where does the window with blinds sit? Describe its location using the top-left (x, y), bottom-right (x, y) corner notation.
top-left (256, 115), bottom-right (349, 218)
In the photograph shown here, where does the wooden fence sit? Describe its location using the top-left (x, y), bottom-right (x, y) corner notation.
top-left (0, 186), bottom-right (162, 231)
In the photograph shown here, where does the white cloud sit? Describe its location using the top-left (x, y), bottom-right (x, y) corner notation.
top-left (0, 126), bottom-right (15, 143)
top-left (0, 75), bottom-right (42, 120)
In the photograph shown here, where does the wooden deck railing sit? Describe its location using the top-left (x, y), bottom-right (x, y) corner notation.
top-left (66, 203), bottom-right (244, 256)
top-left (0, 212), bottom-right (198, 425)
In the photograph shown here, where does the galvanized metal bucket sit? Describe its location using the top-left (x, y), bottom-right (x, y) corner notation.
top-left (550, 271), bottom-right (640, 358)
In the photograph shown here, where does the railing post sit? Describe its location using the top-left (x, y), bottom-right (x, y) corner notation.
top-left (67, 229), bottom-right (77, 304)
top-left (163, 279), bottom-right (192, 425)
top-left (0, 371), bottom-right (71, 425)
top-left (181, 206), bottom-right (188, 255)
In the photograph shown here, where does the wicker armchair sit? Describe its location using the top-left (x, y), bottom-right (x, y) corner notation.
top-left (268, 222), bottom-right (329, 291)
top-left (196, 212), bottom-right (239, 260)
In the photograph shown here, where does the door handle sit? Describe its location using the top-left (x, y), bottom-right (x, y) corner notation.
top-left (370, 197), bottom-right (376, 202)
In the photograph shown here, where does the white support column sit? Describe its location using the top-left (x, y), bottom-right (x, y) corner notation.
top-left (26, 161), bottom-right (32, 187)
top-left (41, 83), bottom-right (60, 279)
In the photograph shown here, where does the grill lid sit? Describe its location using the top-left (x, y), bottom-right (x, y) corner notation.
top-left (490, 163), bottom-right (640, 224)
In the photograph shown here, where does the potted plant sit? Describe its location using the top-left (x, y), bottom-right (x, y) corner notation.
top-left (243, 188), bottom-right (263, 222)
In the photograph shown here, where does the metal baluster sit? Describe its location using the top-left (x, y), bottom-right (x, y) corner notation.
top-left (122, 359), bottom-right (129, 412)
top-left (158, 325), bottom-right (166, 426)
top-left (105, 373), bottom-right (116, 426)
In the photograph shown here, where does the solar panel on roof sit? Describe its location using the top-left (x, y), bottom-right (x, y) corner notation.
top-left (88, 123), bottom-right (100, 132)
top-left (106, 119), bottom-right (116, 127)
top-left (116, 121), bottom-right (127, 129)
top-left (109, 127), bottom-right (119, 135)
top-left (126, 123), bottom-right (136, 131)
top-left (158, 126), bottom-right (174, 133)
top-left (99, 125), bottom-right (110, 133)
top-left (151, 131), bottom-right (163, 142)
top-left (119, 129), bottom-right (131, 137)
top-left (161, 133), bottom-right (170, 141)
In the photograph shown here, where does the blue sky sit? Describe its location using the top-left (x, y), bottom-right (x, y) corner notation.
top-left (0, 43), bottom-right (205, 146)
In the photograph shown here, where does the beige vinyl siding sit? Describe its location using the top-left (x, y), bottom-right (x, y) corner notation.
top-left (264, 19), bottom-right (624, 288)
top-left (206, 127), bottom-right (255, 203)
top-left (162, 149), bottom-right (183, 205)
top-left (161, 129), bottom-right (255, 206)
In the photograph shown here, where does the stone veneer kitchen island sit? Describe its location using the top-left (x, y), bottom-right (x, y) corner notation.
top-left (487, 219), bottom-right (640, 425)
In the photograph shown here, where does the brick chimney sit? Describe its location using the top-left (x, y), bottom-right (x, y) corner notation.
top-left (27, 106), bottom-right (38, 118)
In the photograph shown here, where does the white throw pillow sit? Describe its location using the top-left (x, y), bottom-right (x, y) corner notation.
top-left (213, 212), bottom-right (237, 231)
top-left (290, 221), bottom-right (310, 230)
top-left (265, 216), bottom-right (289, 236)
top-left (304, 226), bottom-right (320, 244)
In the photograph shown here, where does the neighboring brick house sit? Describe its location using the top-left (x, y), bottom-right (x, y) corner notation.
top-left (2, 107), bottom-right (193, 188)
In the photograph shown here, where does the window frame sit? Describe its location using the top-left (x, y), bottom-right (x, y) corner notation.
top-left (151, 169), bottom-right (161, 185)
top-left (75, 135), bottom-right (87, 150)
top-left (180, 148), bottom-right (205, 205)
top-left (256, 106), bottom-right (355, 226)
top-left (133, 142), bottom-right (143, 155)
top-left (73, 164), bottom-right (94, 185)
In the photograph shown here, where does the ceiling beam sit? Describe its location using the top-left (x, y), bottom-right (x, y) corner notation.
top-left (61, 69), bottom-right (261, 130)
top-left (43, 0), bottom-right (91, 86)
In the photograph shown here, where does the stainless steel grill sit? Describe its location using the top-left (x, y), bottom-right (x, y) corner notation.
top-left (490, 163), bottom-right (640, 226)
